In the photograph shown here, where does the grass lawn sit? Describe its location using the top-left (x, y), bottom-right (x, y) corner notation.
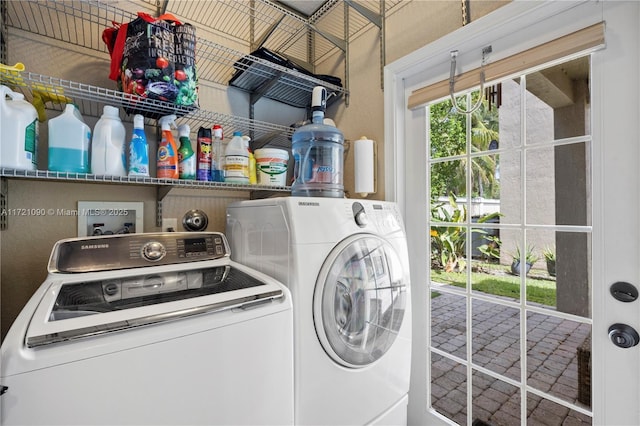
top-left (431, 264), bottom-right (557, 306)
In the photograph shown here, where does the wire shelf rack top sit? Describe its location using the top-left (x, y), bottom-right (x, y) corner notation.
top-left (5, 0), bottom-right (348, 107)
top-left (0, 168), bottom-right (291, 193)
top-left (0, 69), bottom-right (295, 147)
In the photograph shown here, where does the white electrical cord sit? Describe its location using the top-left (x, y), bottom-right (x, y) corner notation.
top-left (449, 47), bottom-right (491, 114)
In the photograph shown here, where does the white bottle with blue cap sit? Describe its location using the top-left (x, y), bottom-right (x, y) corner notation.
top-left (91, 105), bottom-right (126, 176)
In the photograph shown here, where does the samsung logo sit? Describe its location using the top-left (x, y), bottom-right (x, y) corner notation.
top-left (298, 201), bottom-right (320, 207)
top-left (81, 244), bottom-right (110, 250)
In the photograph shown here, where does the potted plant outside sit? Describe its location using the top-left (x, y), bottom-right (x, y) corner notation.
top-left (543, 246), bottom-right (556, 277)
top-left (511, 244), bottom-right (539, 276)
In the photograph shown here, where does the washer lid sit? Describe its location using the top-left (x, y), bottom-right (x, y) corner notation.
top-left (26, 265), bottom-right (283, 348)
top-left (313, 235), bottom-right (408, 368)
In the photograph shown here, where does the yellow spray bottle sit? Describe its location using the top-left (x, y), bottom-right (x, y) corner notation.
top-left (244, 136), bottom-right (257, 184)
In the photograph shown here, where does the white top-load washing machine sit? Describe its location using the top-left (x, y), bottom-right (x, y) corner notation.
top-left (0, 232), bottom-right (293, 425)
top-left (226, 197), bottom-right (411, 425)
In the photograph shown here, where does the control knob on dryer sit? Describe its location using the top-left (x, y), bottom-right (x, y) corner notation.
top-left (352, 202), bottom-right (368, 227)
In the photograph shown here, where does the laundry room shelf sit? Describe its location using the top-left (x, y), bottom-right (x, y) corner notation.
top-left (0, 168), bottom-right (291, 230)
top-left (5, 0), bottom-right (348, 109)
top-left (0, 168), bottom-right (290, 193)
top-left (0, 70), bottom-right (296, 148)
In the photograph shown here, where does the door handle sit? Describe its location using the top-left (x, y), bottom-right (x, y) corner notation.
top-left (608, 323), bottom-right (640, 348)
top-left (0, 385), bottom-right (7, 395)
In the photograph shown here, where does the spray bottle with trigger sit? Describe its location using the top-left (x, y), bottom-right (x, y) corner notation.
top-left (156, 114), bottom-right (179, 179)
top-left (178, 124), bottom-right (196, 180)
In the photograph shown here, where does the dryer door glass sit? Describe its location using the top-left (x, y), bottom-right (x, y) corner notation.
top-left (314, 235), bottom-right (408, 367)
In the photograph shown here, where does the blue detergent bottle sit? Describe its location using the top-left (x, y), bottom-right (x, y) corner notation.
top-left (128, 114), bottom-right (150, 177)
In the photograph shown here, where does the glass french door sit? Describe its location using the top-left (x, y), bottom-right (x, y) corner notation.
top-left (386, 2), bottom-right (640, 425)
top-left (426, 56), bottom-right (594, 425)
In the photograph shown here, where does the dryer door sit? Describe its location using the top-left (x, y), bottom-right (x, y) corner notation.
top-left (313, 234), bottom-right (408, 368)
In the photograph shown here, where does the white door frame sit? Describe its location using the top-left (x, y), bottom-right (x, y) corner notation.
top-left (384, 1), bottom-right (640, 424)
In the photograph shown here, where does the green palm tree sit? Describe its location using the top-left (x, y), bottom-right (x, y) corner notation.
top-left (430, 92), bottom-right (500, 199)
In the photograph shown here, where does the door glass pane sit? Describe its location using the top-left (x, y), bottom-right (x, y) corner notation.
top-left (470, 223), bottom-right (500, 268)
top-left (492, 150), bottom-right (522, 226)
top-left (498, 78), bottom-right (522, 149)
top-left (525, 57), bottom-right (591, 144)
top-left (552, 231), bottom-right (591, 318)
top-left (472, 370), bottom-right (521, 425)
top-left (469, 153), bottom-right (499, 201)
top-left (525, 229), bottom-right (591, 318)
top-left (430, 224), bottom-right (468, 278)
top-left (472, 299), bottom-right (520, 381)
top-left (430, 96), bottom-right (468, 159)
top-left (431, 292), bottom-right (466, 359)
top-left (527, 312), bottom-right (592, 407)
top-left (527, 393), bottom-right (592, 425)
top-left (492, 229), bottom-right (523, 299)
top-left (470, 91), bottom-right (500, 154)
top-left (431, 160), bottom-right (466, 201)
top-left (431, 353), bottom-right (467, 425)
top-left (430, 185), bottom-right (469, 277)
top-left (526, 143), bottom-right (591, 227)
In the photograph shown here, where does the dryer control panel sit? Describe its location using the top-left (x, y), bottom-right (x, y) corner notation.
top-left (49, 232), bottom-right (230, 273)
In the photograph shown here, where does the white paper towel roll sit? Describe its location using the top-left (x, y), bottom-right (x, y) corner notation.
top-left (354, 136), bottom-right (376, 197)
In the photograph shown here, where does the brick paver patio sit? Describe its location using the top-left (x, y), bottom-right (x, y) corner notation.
top-left (430, 290), bottom-right (592, 425)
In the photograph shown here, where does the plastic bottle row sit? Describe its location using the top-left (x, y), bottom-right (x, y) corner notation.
top-left (194, 126), bottom-right (289, 186)
top-left (0, 85), bottom-right (290, 185)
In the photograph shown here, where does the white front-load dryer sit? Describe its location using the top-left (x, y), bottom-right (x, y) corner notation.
top-left (226, 197), bottom-right (411, 425)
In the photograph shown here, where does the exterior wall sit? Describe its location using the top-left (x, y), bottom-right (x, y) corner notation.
top-left (499, 79), bottom-right (555, 268)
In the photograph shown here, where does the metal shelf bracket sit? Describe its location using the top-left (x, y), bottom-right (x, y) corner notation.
top-left (252, 15), bottom-right (286, 51)
top-left (344, 0), bottom-right (382, 28)
top-left (156, 186), bottom-right (173, 228)
top-left (1, 177), bottom-right (7, 230)
top-left (344, 0), bottom-right (385, 89)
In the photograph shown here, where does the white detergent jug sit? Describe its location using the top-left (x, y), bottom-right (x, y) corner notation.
top-left (91, 105), bottom-right (126, 176)
top-left (0, 85), bottom-right (39, 170)
top-left (223, 131), bottom-right (249, 184)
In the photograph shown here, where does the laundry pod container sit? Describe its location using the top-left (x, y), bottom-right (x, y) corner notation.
top-left (291, 86), bottom-right (344, 198)
top-left (255, 148), bottom-right (289, 186)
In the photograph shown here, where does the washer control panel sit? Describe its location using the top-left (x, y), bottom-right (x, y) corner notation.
top-left (350, 201), bottom-right (403, 234)
top-left (50, 232), bottom-right (230, 273)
